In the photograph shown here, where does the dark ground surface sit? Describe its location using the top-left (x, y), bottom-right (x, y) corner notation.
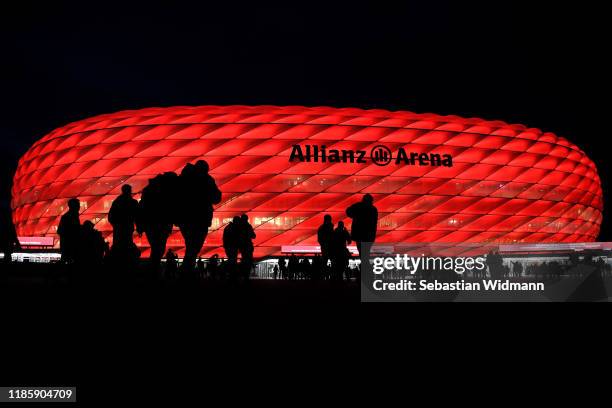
top-left (0, 261), bottom-right (362, 399)
top-left (0, 260), bottom-right (603, 399)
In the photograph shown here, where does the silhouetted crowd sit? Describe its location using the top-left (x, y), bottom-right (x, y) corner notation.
top-left (222, 214), bottom-right (256, 280)
top-left (522, 255), bottom-right (612, 280)
top-left (50, 160), bottom-right (380, 282)
top-left (483, 251), bottom-right (612, 280)
top-left (56, 160), bottom-right (223, 279)
top-left (272, 255), bottom-right (360, 281)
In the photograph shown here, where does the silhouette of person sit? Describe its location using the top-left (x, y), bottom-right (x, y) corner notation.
top-left (311, 254), bottom-right (322, 280)
top-left (137, 172), bottom-right (177, 270)
top-left (109, 184), bottom-right (139, 255)
top-left (317, 214), bottom-right (334, 272)
top-left (57, 198), bottom-right (81, 264)
top-left (223, 216), bottom-right (241, 277)
top-left (197, 257), bottom-right (205, 279)
top-left (279, 256), bottom-right (288, 280)
top-left (517, 261), bottom-right (524, 278)
top-left (485, 250), bottom-right (494, 278)
top-left (486, 250), bottom-right (504, 279)
top-left (331, 221), bottom-right (351, 280)
top-left (1, 210), bottom-right (20, 264)
top-left (238, 214), bottom-right (256, 280)
top-left (346, 194), bottom-right (378, 277)
top-left (165, 249), bottom-right (178, 279)
top-left (512, 261), bottom-right (523, 278)
top-left (177, 160), bottom-right (222, 272)
top-left (208, 253), bottom-right (219, 280)
top-left (288, 254), bottom-right (299, 280)
top-left (299, 257), bottom-right (310, 280)
top-left (76, 220), bottom-right (106, 267)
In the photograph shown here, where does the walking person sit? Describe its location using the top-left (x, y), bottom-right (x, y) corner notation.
top-left (57, 198), bottom-right (81, 264)
top-left (346, 194), bottom-right (378, 279)
top-left (223, 216), bottom-right (241, 279)
top-left (165, 249), bottom-right (178, 280)
top-left (238, 214), bottom-right (256, 281)
top-left (137, 172), bottom-right (178, 273)
top-left (75, 220), bottom-right (107, 283)
top-left (177, 160), bottom-right (222, 273)
top-left (108, 184), bottom-right (139, 263)
top-left (331, 221), bottom-right (351, 281)
top-left (317, 214), bottom-right (334, 278)
top-left (1, 211), bottom-right (21, 265)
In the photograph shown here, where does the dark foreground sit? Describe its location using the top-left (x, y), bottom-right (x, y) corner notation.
top-left (1, 261), bottom-right (362, 394)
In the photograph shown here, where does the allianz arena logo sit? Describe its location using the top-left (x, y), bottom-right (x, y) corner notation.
top-left (289, 144), bottom-right (454, 167)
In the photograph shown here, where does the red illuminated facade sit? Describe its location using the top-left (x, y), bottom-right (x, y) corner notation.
top-left (11, 106), bottom-right (603, 257)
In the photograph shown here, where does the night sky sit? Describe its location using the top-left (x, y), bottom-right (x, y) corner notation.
top-left (1, 1), bottom-right (609, 239)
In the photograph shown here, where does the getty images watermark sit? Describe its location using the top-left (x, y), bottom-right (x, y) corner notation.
top-left (370, 253), bottom-right (543, 291)
top-left (357, 243), bottom-right (583, 302)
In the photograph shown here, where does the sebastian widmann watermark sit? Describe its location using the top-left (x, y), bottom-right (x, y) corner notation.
top-left (369, 254), bottom-right (545, 292)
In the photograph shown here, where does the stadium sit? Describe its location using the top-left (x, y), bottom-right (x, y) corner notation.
top-left (10, 105), bottom-right (603, 258)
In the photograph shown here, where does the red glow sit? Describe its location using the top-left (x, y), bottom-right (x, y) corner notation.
top-left (11, 106), bottom-right (603, 258)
